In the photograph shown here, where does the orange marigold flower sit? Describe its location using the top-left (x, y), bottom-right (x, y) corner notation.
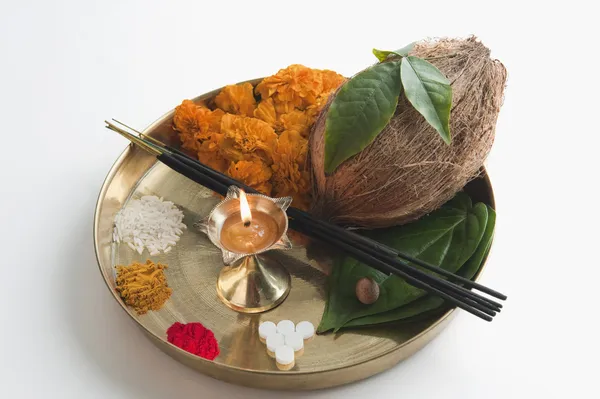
top-left (279, 110), bottom-right (311, 138)
top-left (173, 100), bottom-right (225, 152)
top-left (197, 107), bottom-right (225, 134)
top-left (255, 64), bottom-right (323, 111)
top-left (215, 83), bottom-right (256, 117)
top-left (227, 160), bottom-right (273, 195)
top-left (173, 65), bottom-right (344, 211)
top-left (253, 98), bottom-right (279, 128)
top-left (173, 100), bottom-right (200, 134)
top-left (275, 129), bottom-right (308, 166)
top-left (173, 100), bottom-right (202, 152)
top-left (197, 132), bottom-right (223, 152)
top-left (271, 129), bottom-right (311, 209)
top-left (274, 101), bottom-right (296, 115)
top-left (305, 102), bottom-right (324, 121)
top-left (320, 69), bottom-right (346, 94)
top-left (197, 133), bottom-right (228, 172)
top-left (220, 114), bottom-right (278, 164)
top-left (271, 162), bottom-right (311, 210)
top-left (198, 150), bottom-right (229, 173)
top-left (304, 70), bottom-right (345, 123)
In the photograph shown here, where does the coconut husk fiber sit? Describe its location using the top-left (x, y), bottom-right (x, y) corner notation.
top-left (309, 36), bottom-right (507, 228)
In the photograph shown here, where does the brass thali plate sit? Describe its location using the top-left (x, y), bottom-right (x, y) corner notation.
top-left (94, 80), bottom-right (495, 390)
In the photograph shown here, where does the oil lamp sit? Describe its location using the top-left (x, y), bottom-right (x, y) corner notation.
top-left (195, 186), bottom-right (292, 313)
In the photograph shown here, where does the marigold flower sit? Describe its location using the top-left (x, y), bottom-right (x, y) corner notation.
top-left (320, 69), bottom-right (346, 93)
top-left (197, 107), bottom-right (225, 134)
top-left (173, 100), bottom-right (225, 152)
top-left (215, 83), bottom-right (256, 117)
top-left (279, 110), bottom-right (311, 138)
top-left (197, 133), bottom-right (228, 172)
top-left (172, 65), bottom-right (344, 210)
top-left (274, 101), bottom-right (296, 115)
top-left (271, 129), bottom-right (311, 209)
top-left (253, 98), bottom-right (279, 129)
top-left (227, 160), bottom-right (273, 195)
top-left (256, 64), bottom-right (324, 111)
top-left (276, 129), bottom-right (308, 166)
top-left (220, 114), bottom-right (278, 164)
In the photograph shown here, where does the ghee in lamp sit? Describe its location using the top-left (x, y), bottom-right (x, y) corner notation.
top-left (220, 190), bottom-right (279, 253)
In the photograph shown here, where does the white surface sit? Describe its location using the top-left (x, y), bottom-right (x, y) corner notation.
top-left (0, 1), bottom-right (598, 398)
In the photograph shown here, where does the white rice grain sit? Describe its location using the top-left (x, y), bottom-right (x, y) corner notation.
top-left (113, 195), bottom-right (187, 255)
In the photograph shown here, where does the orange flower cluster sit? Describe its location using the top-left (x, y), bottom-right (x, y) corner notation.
top-left (173, 64), bottom-right (345, 210)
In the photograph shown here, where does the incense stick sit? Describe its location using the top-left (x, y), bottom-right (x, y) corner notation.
top-left (105, 120), bottom-right (507, 321)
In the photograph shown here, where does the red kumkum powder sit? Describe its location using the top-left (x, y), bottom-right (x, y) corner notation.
top-left (166, 322), bottom-right (220, 360)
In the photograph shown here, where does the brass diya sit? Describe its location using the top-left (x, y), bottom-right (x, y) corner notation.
top-left (195, 186), bottom-right (293, 313)
top-left (93, 79), bottom-right (496, 390)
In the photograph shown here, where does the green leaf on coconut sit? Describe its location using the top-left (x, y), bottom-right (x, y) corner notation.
top-left (323, 61), bottom-right (402, 174)
top-left (317, 193), bottom-right (488, 333)
top-left (372, 42), bottom-right (416, 61)
top-left (401, 56), bottom-right (453, 144)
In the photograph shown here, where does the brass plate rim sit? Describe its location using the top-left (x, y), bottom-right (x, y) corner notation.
top-left (93, 79), bottom-right (495, 384)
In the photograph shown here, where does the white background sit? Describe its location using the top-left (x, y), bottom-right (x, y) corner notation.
top-left (1, 1), bottom-right (598, 398)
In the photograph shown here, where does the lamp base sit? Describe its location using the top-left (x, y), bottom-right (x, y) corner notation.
top-left (216, 254), bottom-right (291, 313)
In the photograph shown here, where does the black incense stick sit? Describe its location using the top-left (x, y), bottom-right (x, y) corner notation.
top-left (119, 122), bottom-right (505, 309)
top-left (105, 120), bottom-right (507, 321)
top-left (132, 128), bottom-right (505, 302)
top-left (161, 151), bottom-right (496, 321)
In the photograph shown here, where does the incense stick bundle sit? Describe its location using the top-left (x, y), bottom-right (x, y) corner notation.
top-left (106, 120), bottom-right (507, 321)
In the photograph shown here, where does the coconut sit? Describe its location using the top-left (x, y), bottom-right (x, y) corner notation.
top-left (309, 37), bottom-right (507, 228)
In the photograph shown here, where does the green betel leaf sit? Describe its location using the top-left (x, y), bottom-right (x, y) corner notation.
top-left (324, 61), bottom-right (402, 174)
top-left (345, 203), bottom-right (495, 328)
top-left (400, 56), bottom-right (452, 144)
top-left (317, 257), bottom-right (389, 333)
top-left (317, 193), bottom-right (488, 333)
top-left (458, 205), bottom-right (496, 279)
top-left (443, 191), bottom-right (472, 211)
top-left (372, 42), bottom-right (416, 61)
top-left (344, 295), bottom-right (445, 328)
top-left (372, 49), bottom-right (390, 62)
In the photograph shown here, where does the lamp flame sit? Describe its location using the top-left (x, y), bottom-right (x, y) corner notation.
top-left (239, 189), bottom-right (252, 227)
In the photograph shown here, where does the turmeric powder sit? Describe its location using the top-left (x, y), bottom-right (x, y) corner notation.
top-left (172, 64), bottom-right (345, 210)
top-left (115, 259), bottom-right (172, 315)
